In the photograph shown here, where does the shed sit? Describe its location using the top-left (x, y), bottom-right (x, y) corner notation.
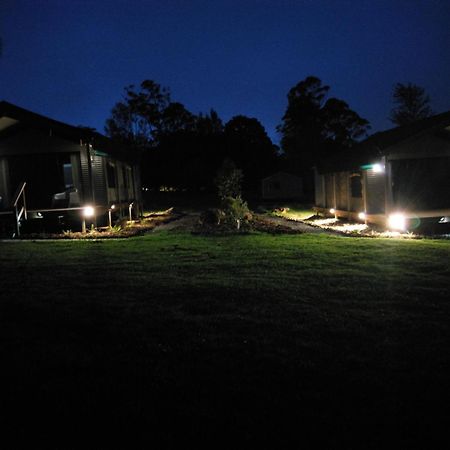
top-left (261, 172), bottom-right (303, 200)
top-left (314, 111), bottom-right (450, 230)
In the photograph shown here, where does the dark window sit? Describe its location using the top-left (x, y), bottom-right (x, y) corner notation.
top-left (107, 163), bottom-right (116, 188)
top-left (350, 175), bottom-right (362, 198)
top-left (63, 163), bottom-right (73, 189)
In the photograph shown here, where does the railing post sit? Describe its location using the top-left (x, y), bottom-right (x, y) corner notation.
top-left (23, 188), bottom-right (27, 220)
top-left (15, 205), bottom-right (20, 237)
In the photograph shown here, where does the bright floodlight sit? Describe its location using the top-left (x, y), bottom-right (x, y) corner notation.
top-left (372, 163), bottom-right (383, 173)
top-left (330, 208), bottom-right (336, 214)
top-left (358, 212), bottom-right (366, 220)
top-left (83, 206), bottom-right (95, 217)
top-left (388, 213), bottom-right (406, 231)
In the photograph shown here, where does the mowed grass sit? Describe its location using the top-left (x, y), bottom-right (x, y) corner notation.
top-left (1, 232), bottom-right (450, 448)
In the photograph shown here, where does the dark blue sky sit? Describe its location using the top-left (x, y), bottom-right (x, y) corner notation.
top-left (1, 0), bottom-right (449, 143)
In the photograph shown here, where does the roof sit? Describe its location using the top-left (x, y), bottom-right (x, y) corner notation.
top-left (318, 110), bottom-right (450, 173)
top-left (0, 101), bottom-right (136, 163)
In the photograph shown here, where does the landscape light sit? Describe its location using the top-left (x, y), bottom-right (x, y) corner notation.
top-left (358, 212), bottom-right (366, 220)
top-left (83, 206), bottom-right (95, 217)
top-left (110, 204), bottom-right (115, 210)
top-left (329, 208), bottom-right (335, 214)
top-left (388, 213), bottom-right (406, 231)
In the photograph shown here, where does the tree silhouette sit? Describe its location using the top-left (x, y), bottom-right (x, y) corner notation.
top-left (105, 80), bottom-right (171, 151)
top-left (390, 82), bottom-right (433, 126)
top-left (278, 76), bottom-right (369, 174)
top-left (224, 115), bottom-right (278, 191)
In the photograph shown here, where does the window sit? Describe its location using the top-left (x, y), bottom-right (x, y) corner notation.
top-left (63, 163), bottom-right (74, 189)
top-left (350, 175), bottom-right (362, 198)
top-left (107, 162), bottom-right (116, 188)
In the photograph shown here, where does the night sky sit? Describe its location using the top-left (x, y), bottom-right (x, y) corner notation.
top-left (1, 0), bottom-right (449, 143)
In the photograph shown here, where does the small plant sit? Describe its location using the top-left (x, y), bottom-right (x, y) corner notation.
top-left (110, 224), bottom-right (122, 233)
top-left (222, 196), bottom-right (252, 230)
top-left (214, 159), bottom-right (243, 201)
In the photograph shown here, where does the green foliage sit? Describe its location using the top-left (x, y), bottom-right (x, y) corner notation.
top-left (390, 82), bottom-right (433, 126)
top-left (222, 196), bottom-right (251, 224)
top-left (214, 159), bottom-right (243, 201)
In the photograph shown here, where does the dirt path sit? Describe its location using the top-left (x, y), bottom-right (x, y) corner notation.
top-left (253, 214), bottom-right (332, 234)
top-left (153, 211), bottom-right (334, 234)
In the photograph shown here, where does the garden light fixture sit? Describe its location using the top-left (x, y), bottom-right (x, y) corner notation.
top-left (83, 205), bottom-right (95, 217)
top-left (388, 213), bottom-right (406, 231)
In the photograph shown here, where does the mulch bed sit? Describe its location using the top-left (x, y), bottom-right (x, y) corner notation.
top-left (19, 214), bottom-right (179, 240)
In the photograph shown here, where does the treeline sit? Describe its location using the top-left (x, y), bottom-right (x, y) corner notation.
top-left (105, 77), bottom-right (433, 195)
top-left (105, 81), bottom-right (277, 193)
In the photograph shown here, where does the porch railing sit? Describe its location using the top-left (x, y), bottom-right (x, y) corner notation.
top-left (12, 181), bottom-right (27, 237)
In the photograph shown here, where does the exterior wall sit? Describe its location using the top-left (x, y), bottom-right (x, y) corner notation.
top-left (0, 157), bottom-right (10, 208)
top-left (314, 171), bottom-right (325, 207)
top-left (91, 154), bottom-right (107, 207)
top-left (365, 167), bottom-right (385, 214)
top-left (335, 172), bottom-right (349, 210)
top-left (324, 173), bottom-right (334, 208)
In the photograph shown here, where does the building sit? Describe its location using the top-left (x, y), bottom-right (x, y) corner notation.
top-left (0, 101), bottom-right (142, 235)
top-left (314, 111), bottom-right (450, 231)
top-left (261, 172), bottom-right (303, 200)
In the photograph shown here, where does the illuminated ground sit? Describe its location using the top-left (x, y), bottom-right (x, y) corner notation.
top-left (1, 231), bottom-right (449, 448)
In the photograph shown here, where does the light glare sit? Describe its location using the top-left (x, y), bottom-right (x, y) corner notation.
top-left (358, 212), bottom-right (366, 220)
top-left (83, 206), bottom-right (95, 217)
top-left (388, 213), bottom-right (406, 231)
top-left (372, 163), bottom-right (383, 173)
top-left (329, 208), bottom-right (335, 214)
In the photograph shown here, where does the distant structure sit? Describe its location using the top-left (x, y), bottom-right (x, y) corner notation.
top-left (0, 101), bottom-right (142, 236)
top-left (261, 172), bottom-right (303, 200)
top-left (314, 111), bottom-right (450, 231)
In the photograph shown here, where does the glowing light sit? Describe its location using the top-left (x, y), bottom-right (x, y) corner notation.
top-left (83, 206), bottom-right (95, 217)
top-left (358, 212), bottom-right (366, 220)
top-left (110, 204), bottom-right (115, 210)
top-left (388, 213), bottom-right (406, 231)
top-left (329, 208), bottom-right (336, 214)
top-left (372, 163), bottom-right (383, 173)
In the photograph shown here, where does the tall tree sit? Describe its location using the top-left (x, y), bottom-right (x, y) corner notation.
top-left (278, 76), bottom-right (370, 174)
top-left (105, 80), bottom-right (171, 151)
top-left (390, 82), bottom-right (433, 126)
top-left (224, 115), bottom-right (278, 191)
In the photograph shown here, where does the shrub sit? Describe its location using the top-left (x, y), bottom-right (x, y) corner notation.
top-left (222, 196), bottom-right (252, 230)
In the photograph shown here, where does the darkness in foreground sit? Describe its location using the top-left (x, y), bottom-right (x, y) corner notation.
top-left (1, 233), bottom-right (449, 448)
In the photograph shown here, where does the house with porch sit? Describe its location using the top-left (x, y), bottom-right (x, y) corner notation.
top-left (0, 101), bottom-right (142, 236)
top-left (314, 111), bottom-right (450, 231)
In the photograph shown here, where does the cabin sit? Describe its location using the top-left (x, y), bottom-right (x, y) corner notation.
top-left (0, 101), bottom-right (142, 236)
top-left (314, 111), bottom-right (450, 231)
top-left (261, 172), bottom-right (303, 200)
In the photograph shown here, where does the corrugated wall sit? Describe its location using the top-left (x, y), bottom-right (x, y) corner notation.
top-left (92, 155), bottom-right (107, 206)
top-left (365, 169), bottom-right (385, 214)
top-left (79, 146), bottom-right (91, 204)
top-left (315, 172), bottom-right (325, 207)
top-left (335, 172), bottom-right (349, 210)
top-left (324, 174), bottom-right (334, 208)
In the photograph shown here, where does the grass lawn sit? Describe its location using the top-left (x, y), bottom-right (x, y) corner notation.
top-left (271, 204), bottom-right (315, 220)
top-left (1, 231), bottom-right (450, 448)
